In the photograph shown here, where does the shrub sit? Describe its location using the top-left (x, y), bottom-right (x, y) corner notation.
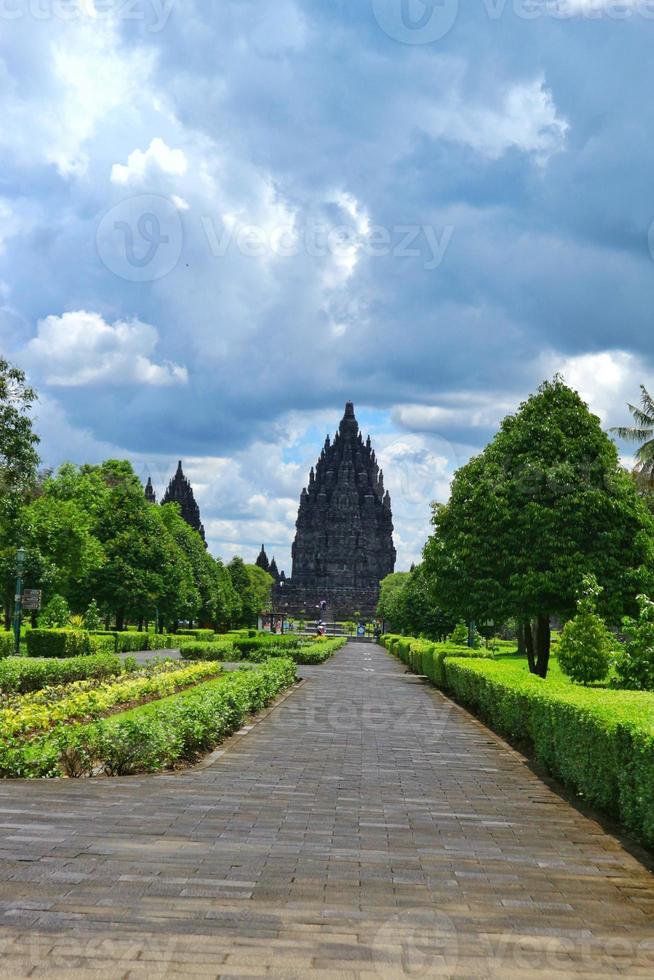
top-left (89, 632), bottom-right (175, 653)
top-left (614, 594), bottom-right (654, 691)
top-left (83, 600), bottom-right (103, 632)
top-left (558, 575), bottom-right (614, 684)
top-left (37, 595), bottom-right (71, 629)
top-left (0, 633), bottom-right (14, 659)
top-left (180, 642), bottom-right (236, 662)
top-left (449, 622), bottom-right (469, 645)
top-left (0, 653), bottom-right (123, 694)
top-left (26, 629), bottom-right (92, 659)
top-left (440, 656), bottom-right (654, 849)
top-left (176, 629), bottom-right (216, 641)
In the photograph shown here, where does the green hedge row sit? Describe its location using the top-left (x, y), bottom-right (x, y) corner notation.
top-left (180, 636), bottom-right (347, 665)
top-left (386, 635), bottom-right (494, 682)
top-left (382, 633), bottom-right (654, 849)
top-left (90, 632), bottom-right (175, 653)
top-left (4, 658), bottom-right (297, 778)
top-left (442, 658), bottom-right (654, 849)
top-left (26, 630), bottom-right (93, 659)
top-left (179, 641), bottom-right (236, 662)
top-left (0, 633), bottom-right (14, 659)
top-left (0, 653), bottom-right (123, 694)
top-left (175, 629), bottom-right (216, 641)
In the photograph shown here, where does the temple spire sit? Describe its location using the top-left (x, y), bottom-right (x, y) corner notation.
top-left (144, 477), bottom-right (156, 504)
top-left (161, 461), bottom-right (206, 545)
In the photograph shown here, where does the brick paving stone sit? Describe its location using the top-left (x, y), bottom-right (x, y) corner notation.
top-left (0, 642), bottom-right (652, 977)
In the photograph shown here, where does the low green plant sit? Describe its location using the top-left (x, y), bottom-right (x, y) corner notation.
top-left (180, 641), bottom-right (236, 662)
top-left (558, 575), bottom-right (614, 685)
top-left (449, 622), bottom-right (469, 645)
top-left (0, 633), bottom-right (14, 659)
top-left (37, 595), bottom-right (71, 629)
top-left (0, 653), bottom-right (123, 695)
top-left (83, 600), bottom-right (103, 632)
top-left (614, 594), bottom-right (654, 691)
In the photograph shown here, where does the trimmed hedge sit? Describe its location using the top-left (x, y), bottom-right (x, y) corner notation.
top-left (441, 657), bottom-right (654, 849)
top-left (26, 629), bottom-right (92, 659)
top-left (91, 632), bottom-right (176, 653)
top-left (0, 633), bottom-right (14, 659)
top-left (0, 653), bottom-right (123, 694)
top-left (181, 636), bottom-right (347, 665)
top-left (382, 634), bottom-right (489, 680)
top-left (176, 629), bottom-right (216, 642)
top-left (179, 641), bottom-right (236, 662)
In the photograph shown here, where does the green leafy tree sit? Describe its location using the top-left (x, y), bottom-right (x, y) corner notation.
top-left (558, 575), bottom-right (613, 684)
top-left (377, 572), bottom-right (410, 627)
top-left (426, 378), bottom-right (654, 677)
top-left (614, 594), bottom-right (654, 691)
top-left (0, 359), bottom-right (41, 626)
top-left (38, 594), bottom-right (71, 628)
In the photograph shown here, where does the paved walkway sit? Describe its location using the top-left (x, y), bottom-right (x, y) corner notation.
top-left (0, 643), bottom-right (653, 978)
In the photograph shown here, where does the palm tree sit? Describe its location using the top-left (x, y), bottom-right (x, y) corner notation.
top-left (611, 385), bottom-right (654, 480)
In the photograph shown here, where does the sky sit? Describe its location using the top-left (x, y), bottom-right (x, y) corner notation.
top-left (1, 0), bottom-right (653, 571)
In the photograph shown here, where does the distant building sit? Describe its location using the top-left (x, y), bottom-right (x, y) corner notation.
top-left (280, 402), bottom-right (396, 618)
top-left (145, 461), bottom-right (206, 544)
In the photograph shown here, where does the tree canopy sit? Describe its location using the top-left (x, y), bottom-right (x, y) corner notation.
top-left (425, 378), bottom-right (654, 675)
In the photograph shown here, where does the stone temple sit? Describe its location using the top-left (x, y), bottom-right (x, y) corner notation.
top-left (145, 462), bottom-right (206, 545)
top-left (277, 402), bottom-right (396, 619)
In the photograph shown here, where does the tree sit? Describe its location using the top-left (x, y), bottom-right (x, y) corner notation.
top-left (0, 359), bottom-right (41, 626)
top-left (377, 572), bottom-right (410, 627)
top-left (557, 575), bottom-right (613, 684)
top-left (377, 567), bottom-right (454, 639)
top-left (227, 558), bottom-right (273, 627)
top-left (611, 385), bottom-right (654, 481)
top-left (426, 378), bottom-right (654, 677)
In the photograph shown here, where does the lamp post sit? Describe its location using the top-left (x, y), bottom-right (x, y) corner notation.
top-left (13, 546), bottom-right (26, 656)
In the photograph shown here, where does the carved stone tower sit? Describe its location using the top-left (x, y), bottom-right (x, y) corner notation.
top-left (283, 402), bottom-right (395, 617)
top-left (161, 461), bottom-right (206, 544)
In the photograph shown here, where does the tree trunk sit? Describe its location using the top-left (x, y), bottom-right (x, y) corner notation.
top-left (137, 617), bottom-right (144, 632)
top-left (535, 612), bottom-right (551, 678)
top-left (524, 621), bottom-right (537, 675)
top-left (517, 623), bottom-right (526, 657)
top-left (116, 610), bottom-right (125, 632)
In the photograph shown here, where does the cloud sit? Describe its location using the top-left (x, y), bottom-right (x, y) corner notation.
top-left (425, 78), bottom-right (569, 163)
top-left (111, 138), bottom-right (189, 186)
top-left (26, 312), bottom-right (188, 388)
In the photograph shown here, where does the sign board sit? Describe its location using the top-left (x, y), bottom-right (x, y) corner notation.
top-left (21, 589), bottom-right (42, 611)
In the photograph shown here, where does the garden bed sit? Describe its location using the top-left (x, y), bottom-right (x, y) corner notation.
top-left (0, 657), bottom-right (296, 779)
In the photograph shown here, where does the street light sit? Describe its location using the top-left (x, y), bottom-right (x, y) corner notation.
top-left (13, 546), bottom-right (26, 656)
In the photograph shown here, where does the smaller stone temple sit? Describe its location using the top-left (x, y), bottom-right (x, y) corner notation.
top-left (145, 462), bottom-right (206, 544)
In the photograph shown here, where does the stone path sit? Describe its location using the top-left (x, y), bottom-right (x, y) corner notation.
top-left (0, 642), bottom-right (653, 978)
